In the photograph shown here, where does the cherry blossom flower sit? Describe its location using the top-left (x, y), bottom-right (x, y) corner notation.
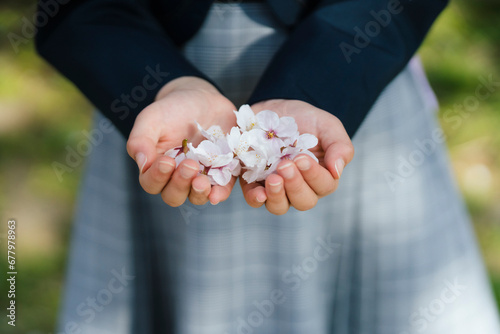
top-left (187, 139), bottom-right (240, 186)
top-left (282, 133), bottom-right (319, 162)
top-left (239, 145), bottom-right (280, 183)
top-left (234, 104), bottom-right (258, 132)
top-left (208, 158), bottom-right (241, 186)
top-left (226, 127), bottom-right (251, 156)
top-left (249, 110), bottom-right (299, 154)
top-left (163, 105), bottom-right (318, 186)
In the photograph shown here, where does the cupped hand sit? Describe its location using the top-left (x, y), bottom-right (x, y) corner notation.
top-left (126, 76), bottom-right (237, 206)
top-left (240, 99), bottom-right (354, 215)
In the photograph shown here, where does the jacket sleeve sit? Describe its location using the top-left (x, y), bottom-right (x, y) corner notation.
top-left (35, 0), bottom-right (213, 138)
top-left (247, 0), bottom-right (448, 137)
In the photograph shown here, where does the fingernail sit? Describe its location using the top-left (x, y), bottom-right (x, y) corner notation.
top-left (269, 181), bottom-right (282, 193)
top-left (256, 194), bottom-right (266, 203)
top-left (192, 184), bottom-right (204, 193)
top-left (210, 199), bottom-right (219, 205)
top-left (334, 159), bottom-right (345, 179)
top-left (136, 152), bottom-right (147, 174)
top-left (159, 160), bottom-right (175, 174)
top-left (277, 162), bottom-right (294, 179)
top-left (180, 163), bottom-right (199, 179)
top-left (294, 156), bottom-right (310, 171)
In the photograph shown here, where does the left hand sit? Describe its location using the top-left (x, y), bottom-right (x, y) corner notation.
top-left (240, 99), bottom-right (354, 215)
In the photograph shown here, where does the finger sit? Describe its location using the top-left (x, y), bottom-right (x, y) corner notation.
top-left (160, 159), bottom-right (200, 207)
top-left (323, 141), bottom-right (354, 180)
top-left (209, 176), bottom-right (237, 205)
top-left (126, 112), bottom-right (162, 174)
top-left (188, 174), bottom-right (212, 205)
top-left (318, 118), bottom-right (354, 180)
top-left (293, 155), bottom-right (337, 197)
top-left (276, 160), bottom-right (318, 211)
top-left (240, 178), bottom-right (267, 208)
top-left (138, 155), bottom-right (176, 194)
top-left (265, 174), bottom-right (289, 215)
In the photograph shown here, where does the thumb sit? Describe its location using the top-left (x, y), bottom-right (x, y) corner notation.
top-left (126, 119), bottom-right (161, 174)
top-left (324, 141), bottom-right (354, 180)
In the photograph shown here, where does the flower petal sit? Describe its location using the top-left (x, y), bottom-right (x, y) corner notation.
top-left (216, 138), bottom-right (232, 155)
top-left (196, 122), bottom-right (225, 141)
top-left (301, 149), bottom-right (319, 163)
top-left (235, 104), bottom-right (258, 131)
top-left (263, 138), bottom-right (285, 159)
top-left (164, 146), bottom-right (181, 158)
top-left (239, 151), bottom-right (258, 167)
top-left (242, 167), bottom-right (263, 183)
top-left (185, 150), bottom-right (198, 162)
top-left (212, 152), bottom-right (234, 168)
top-left (247, 129), bottom-right (267, 148)
top-left (174, 153), bottom-right (187, 166)
top-left (209, 168), bottom-right (232, 186)
top-left (230, 161), bottom-right (241, 176)
top-left (207, 125), bottom-right (225, 140)
top-left (227, 127), bottom-right (241, 152)
top-left (297, 134), bottom-right (318, 149)
top-left (276, 116), bottom-right (298, 138)
top-left (256, 110), bottom-right (279, 131)
top-left (238, 131), bottom-right (251, 154)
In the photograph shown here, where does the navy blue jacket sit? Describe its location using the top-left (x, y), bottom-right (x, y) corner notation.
top-left (35, 0), bottom-right (448, 138)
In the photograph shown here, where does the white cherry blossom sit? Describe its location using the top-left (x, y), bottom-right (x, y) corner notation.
top-left (282, 133), bottom-right (319, 162)
top-left (163, 105), bottom-right (318, 186)
top-left (227, 126), bottom-right (251, 156)
top-left (239, 145), bottom-right (280, 183)
top-left (234, 104), bottom-right (258, 132)
top-left (187, 139), bottom-right (239, 186)
top-left (248, 110), bottom-right (298, 154)
top-left (208, 158), bottom-right (241, 186)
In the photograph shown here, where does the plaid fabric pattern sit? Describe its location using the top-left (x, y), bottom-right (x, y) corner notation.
top-left (57, 3), bottom-right (500, 334)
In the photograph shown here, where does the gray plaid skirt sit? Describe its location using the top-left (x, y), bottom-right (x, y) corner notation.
top-left (57, 3), bottom-right (500, 334)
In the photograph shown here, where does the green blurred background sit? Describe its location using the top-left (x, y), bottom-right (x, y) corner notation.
top-left (0, 0), bottom-right (499, 333)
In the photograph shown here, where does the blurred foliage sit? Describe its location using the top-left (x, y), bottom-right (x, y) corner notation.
top-left (0, 0), bottom-right (499, 333)
top-left (418, 0), bottom-right (500, 309)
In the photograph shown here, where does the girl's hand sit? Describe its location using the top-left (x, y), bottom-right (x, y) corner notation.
top-left (127, 76), bottom-right (237, 206)
top-left (240, 99), bottom-right (354, 215)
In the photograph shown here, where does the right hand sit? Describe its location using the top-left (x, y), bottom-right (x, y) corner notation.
top-left (126, 76), bottom-right (237, 207)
